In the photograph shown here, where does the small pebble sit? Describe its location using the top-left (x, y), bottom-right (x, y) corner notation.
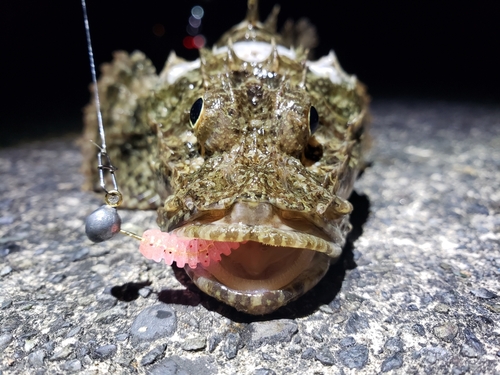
top-left (345, 312), bottom-right (369, 334)
top-left (47, 274), bottom-right (66, 284)
top-left (28, 350), bottom-right (45, 367)
top-left (434, 303), bottom-right (450, 314)
top-left (301, 347), bottom-right (316, 360)
top-left (486, 304), bottom-right (500, 313)
top-left (19, 331), bottom-right (37, 340)
top-left (412, 324), bottom-right (425, 336)
top-left (381, 353), bottom-right (403, 372)
top-left (50, 346), bottom-right (72, 360)
top-left (207, 335), bottom-right (221, 353)
top-left (95, 306), bottom-right (126, 324)
top-left (93, 344), bottom-right (117, 359)
top-left (0, 299), bottom-right (12, 309)
top-left (338, 344), bottom-right (369, 369)
top-left (261, 352), bottom-right (275, 361)
top-left (471, 288), bottom-right (497, 299)
top-left (344, 293), bottom-right (365, 303)
top-left (222, 333), bottom-right (240, 360)
top-left (63, 359), bottom-right (82, 372)
top-left (460, 328), bottom-right (485, 358)
top-left (116, 349), bottom-right (134, 366)
top-left (0, 266), bottom-right (12, 276)
top-left (50, 317), bottom-right (71, 332)
top-left (315, 347), bottom-right (335, 366)
top-left (149, 355), bottom-right (216, 375)
top-left (433, 323), bottom-right (458, 342)
top-left (439, 262), bottom-right (452, 271)
top-left (182, 336), bottom-right (206, 351)
top-left (384, 337), bottom-right (403, 353)
top-left (96, 293), bottom-right (117, 309)
top-left (331, 314), bottom-right (347, 324)
top-left (24, 338), bottom-right (37, 352)
top-left (140, 344), bottom-right (167, 366)
top-left (115, 333), bottom-right (129, 342)
top-left (247, 320), bottom-right (298, 348)
top-left (319, 305), bottom-right (333, 314)
top-left (138, 288), bottom-right (152, 298)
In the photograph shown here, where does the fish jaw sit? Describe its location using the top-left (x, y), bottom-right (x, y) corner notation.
top-left (164, 201), bottom-right (351, 314)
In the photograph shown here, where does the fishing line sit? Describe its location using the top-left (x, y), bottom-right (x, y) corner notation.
top-left (81, 0), bottom-right (138, 243)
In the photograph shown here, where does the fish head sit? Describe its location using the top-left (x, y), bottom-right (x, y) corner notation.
top-left (145, 2), bottom-right (369, 315)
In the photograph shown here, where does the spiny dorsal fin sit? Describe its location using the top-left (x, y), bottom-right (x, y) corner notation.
top-left (269, 37), bottom-right (279, 71)
top-left (294, 45), bottom-right (309, 63)
top-left (226, 37), bottom-right (235, 64)
top-left (198, 48), bottom-right (210, 89)
top-left (246, 0), bottom-right (259, 26)
top-left (225, 37), bottom-right (244, 70)
top-left (263, 4), bottom-right (280, 32)
top-left (221, 71), bottom-right (235, 102)
top-left (299, 60), bottom-right (308, 88)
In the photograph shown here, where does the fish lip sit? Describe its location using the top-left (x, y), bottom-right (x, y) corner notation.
top-left (184, 251), bottom-right (331, 315)
top-left (165, 201), bottom-right (352, 247)
top-left (170, 222), bottom-right (344, 258)
top-left (171, 221), bottom-right (344, 314)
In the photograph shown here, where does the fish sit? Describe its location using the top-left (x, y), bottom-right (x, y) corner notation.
top-left (82, 0), bottom-right (370, 315)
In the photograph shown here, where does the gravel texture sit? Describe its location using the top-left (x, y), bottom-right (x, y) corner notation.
top-left (0, 100), bottom-right (499, 374)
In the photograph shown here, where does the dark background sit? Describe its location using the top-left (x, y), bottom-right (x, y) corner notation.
top-left (1, 0), bottom-right (499, 146)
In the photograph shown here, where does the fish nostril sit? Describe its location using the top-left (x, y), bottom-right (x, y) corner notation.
top-left (303, 138), bottom-right (323, 163)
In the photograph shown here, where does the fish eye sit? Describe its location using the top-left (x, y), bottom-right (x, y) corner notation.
top-left (309, 106), bottom-right (319, 134)
top-left (189, 98), bottom-right (204, 128)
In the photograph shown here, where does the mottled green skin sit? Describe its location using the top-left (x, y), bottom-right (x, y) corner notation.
top-left (83, 8), bottom-right (369, 314)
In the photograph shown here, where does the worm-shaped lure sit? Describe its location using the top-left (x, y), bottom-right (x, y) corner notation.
top-left (139, 229), bottom-right (242, 269)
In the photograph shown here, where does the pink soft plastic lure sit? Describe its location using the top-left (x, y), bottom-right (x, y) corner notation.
top-left (139, 229), bottom-right (242, 269)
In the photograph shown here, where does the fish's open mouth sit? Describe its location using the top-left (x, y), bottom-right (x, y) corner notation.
top-left (171, 219), bottom-right (345, 314)
top-left (204, 241), bottom-right (316, 291)
top-left (147, 201), bottom-right (352, 314)
top-left (185, 247), bottom-right (331, 315)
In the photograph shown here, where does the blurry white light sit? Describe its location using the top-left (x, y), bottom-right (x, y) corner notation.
top-left (191, 5), bottom-right (204, 19)
top-left (189, 15), bottom-right (202, 28)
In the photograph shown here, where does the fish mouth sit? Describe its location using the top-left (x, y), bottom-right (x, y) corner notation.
top-left (170, 202), bottom-right (349, 314)
top-left (185, 248), bottom-right (330, 315)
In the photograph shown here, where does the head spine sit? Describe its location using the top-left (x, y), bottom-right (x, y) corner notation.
top-left (246, 0), bottom-right (259, 26)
